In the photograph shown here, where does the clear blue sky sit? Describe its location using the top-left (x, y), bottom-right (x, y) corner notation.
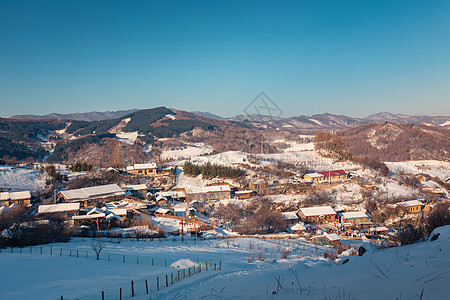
top-left (1, 0), bottom-right (449, 118)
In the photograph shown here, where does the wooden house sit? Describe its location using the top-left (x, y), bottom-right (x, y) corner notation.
top-left (248, 179), bottom-right (267, 192)
top-left (304, 170), bottom-right (348, 184)
top-left (59, 184), bottom-right (125, 207)
top-left (126, 163), bottom-right (157, 176)
top-left (125, 184), bottom-right (147, 199)
top-left (0, 191), bottom-right (31, 207)
top-left (338, 211), bottom-right (371, 225)
top-left (234, 190), bottom-right (256, 200)
top-left (298, 206), bottom-right (337, 223)
top-left (395, 200), bottom-right (424, 214)
top-left (38, 203), bottom-right (80, 219)
top-left (186, 185), bottom-right (231, 202)
top-left (311, 233), bottom-right (341, 246)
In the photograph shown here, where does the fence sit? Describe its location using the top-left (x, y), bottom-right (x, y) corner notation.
top-left (0, 245), bottom-right (222, 300)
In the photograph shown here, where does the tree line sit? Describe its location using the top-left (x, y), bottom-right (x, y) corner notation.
top-left (183, 161), bottom-right (244, 179)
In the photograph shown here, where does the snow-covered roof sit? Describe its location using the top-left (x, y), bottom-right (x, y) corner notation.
top-left (38, 203), bottom-right (80, 214)
top-left (105, 213), bottom-right (123, 222)
top-left (369, 226), bottom-right (389, 232)
top-left (318, 170), bottom-right (347, 177)
top-left (186, 185), bottom-right (231, 194)
top-left (339, 211), bottom-right (369, 219)
top-left (173, 202), bottom-right (188, 212)
top-left (324, 233), bottom-right (340, 241)
top-left (72, 213), bottom-right (106, 220)
top-left (299, 206), bottom-right (336, 217)
top-left (155, 208), bottom-right (172, 214)
top-left (60, 184), bottom-right (125, 202)
top-left (133, 163), bottom-right (157, 170)
top-left (282, 211), bottom-right (299, 220)
top-left (126, 166), bottom-right (134, 171)
top-left (0, 191), bottom-right (31, 201)
top-left (126, 184), bottom-right (147, 191)
top-left (87, 207), bottom-right (105, 215)
top-left (235, 190), bottom-right (254, 195)
top-left (396, 200), bottom-right (424, 208)
top-left (290, 223), bottom-right (306, 231)
top-left (109, 208), bottom-right (127, 216)
top-left (159, 191), bottom-right (186, 198)
top-left (252, 179), bottom-right (266, 184)
top-left (304, 173), bottom-right (324, 178)
top-left (156, 195), bottom-right (167, 201)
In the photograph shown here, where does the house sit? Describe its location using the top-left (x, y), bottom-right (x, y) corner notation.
top-left (234, 190), bottom-right (256, 200)
top-left (38, 203), bottom-right (80, 219)
top-left (0, 191), bottom-right (31, 207)
top-left (290, 223), bottom-right (307, 233)
top-left (281, 211), bottom-right (300, 224)
top-left (155, 195), bottom-right (168, 206)
top-left (248, 179), bottom-right (267, 192)
top-left (368, 226), bottom-right (389, 237)
top-left (304, 170), bottom-right (348, 184)
top-left (126, 163), bottom-right (157, 175)
top-left (125, 184), bottom-right (148, 199)
top-left (159, 190), bottom-right (186, 202)
top-left (185, 185), bottom-right (231, 202)
top-left (72, 207), bottom-right (125, 228)
top-left (395, 200), bottom-right (424, 214)
top-left (311, 233), bottom-right (341, 246)
top-left (303, 173), bottom-right (325, 184)
top-left (298, 206), bottom-right (337, 223)
top-left (173, 202), bottom-right (196, 218)
top-left (338, 211), bottom-right (371, 225)
top-left (155, 207), bottom-right (173, 216)
top-left (59, 184), bottom-right (125, 206)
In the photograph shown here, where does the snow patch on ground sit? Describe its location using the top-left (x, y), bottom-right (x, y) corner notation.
top-left (0, 166), bottom-right (46, 192)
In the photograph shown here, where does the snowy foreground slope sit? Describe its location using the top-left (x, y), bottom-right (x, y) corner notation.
top-left (1, 226), bottom-right (449, 300)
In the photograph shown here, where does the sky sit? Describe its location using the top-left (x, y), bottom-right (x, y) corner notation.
top-left (1, 0), bottom-right (449, 118)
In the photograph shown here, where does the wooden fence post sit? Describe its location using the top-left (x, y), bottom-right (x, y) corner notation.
top-left (102, 291), bottom-right (104, 300)
top-left (145, 280), bottom-right (149, 294)
top-left (171, 273), bottom-right (173, 284)
top-left (123, 255), bottom-right (125, 263)
top-left (157, 277), bottom-right (159, 291)
top-left (137, 258), bottom-right (139, 264)
top-left (131, 280), bottom-right (134, 297)
top-left (40, 247), bottom-right (42, 255)
top-left (50, 246), bottom-right (52, 255)
top-left (214, 263), bottom-right (216, 271)
top-left (119, 287), bottom-right (122, 300)
top-left (166, 274), bottom-right (168, 287)
top-left (86, 250), bottom-right (88, 258)
top-left (152, 258), bottom-right (154, 266)
top-left (60, 248), bottom-right (62, 256)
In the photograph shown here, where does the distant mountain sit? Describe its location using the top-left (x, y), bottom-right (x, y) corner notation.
top-left (364, 112), bottom-right (450, 127)
top-left (230, 112), bottom-right (449, 131)
top-left (191, 111), bottom-right (227, 120)
top-left (11, 109), bottom-right (139, 122)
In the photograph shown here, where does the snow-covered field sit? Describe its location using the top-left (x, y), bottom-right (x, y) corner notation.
top-left (161, 145), bottom-right (213, 160)
top-left (0, 166), bottom-right (46, 192)
top-left (385, 160), bottom-right (450, 180)
top-left (1, 226), bottom-right (449, 299)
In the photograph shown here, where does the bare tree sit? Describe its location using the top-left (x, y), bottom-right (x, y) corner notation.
top-left (91, 238), bottom-right (106, 260)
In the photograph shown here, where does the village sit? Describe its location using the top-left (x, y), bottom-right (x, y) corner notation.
top-left (2, 151), bottom-right (448, 251)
